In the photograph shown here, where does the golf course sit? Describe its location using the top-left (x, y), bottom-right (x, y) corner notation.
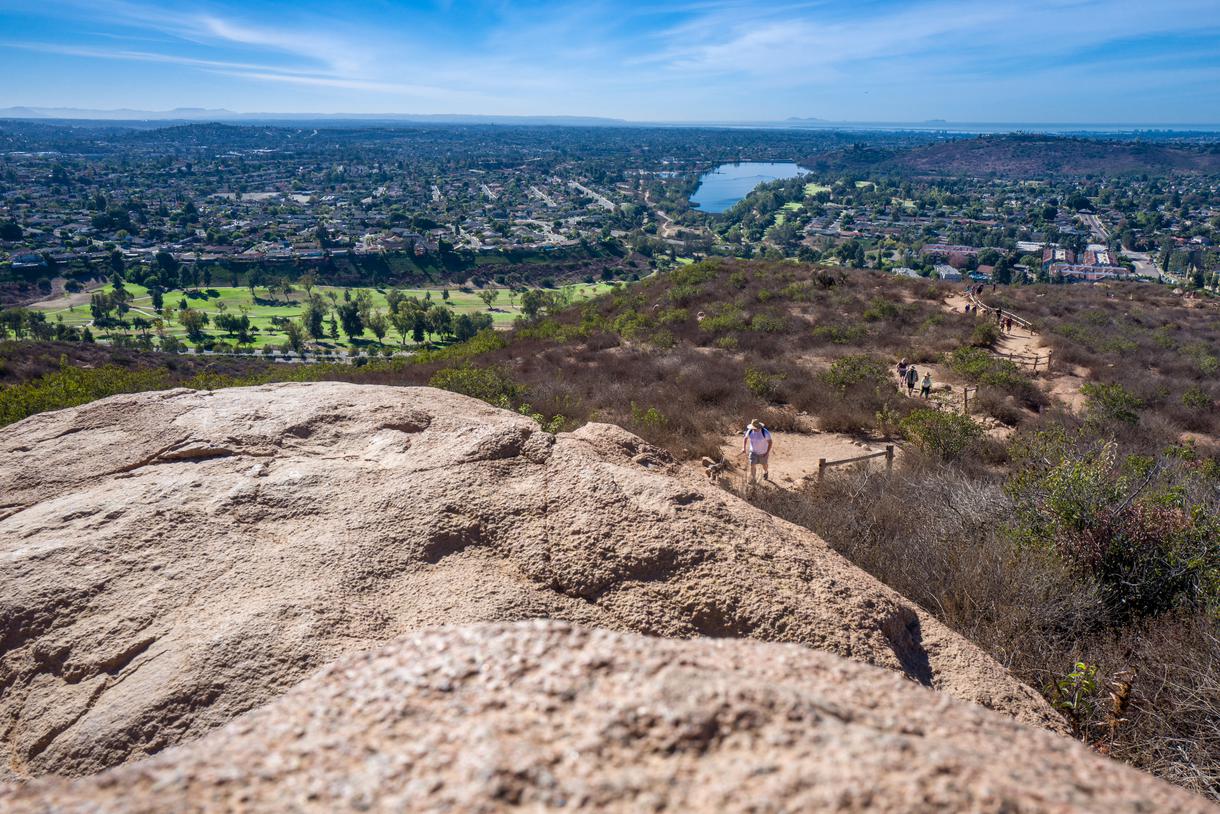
top-left (30, 281), bottom-right (616, 352)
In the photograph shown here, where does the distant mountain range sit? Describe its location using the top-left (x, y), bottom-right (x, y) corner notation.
top-left (1, 107), bottom-right (1218, 134)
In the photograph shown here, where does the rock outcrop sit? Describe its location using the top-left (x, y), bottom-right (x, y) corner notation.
top-left (2, 622), bottom-right (1208, 813)
top-left (1, 383), bottom-right (1058, 781)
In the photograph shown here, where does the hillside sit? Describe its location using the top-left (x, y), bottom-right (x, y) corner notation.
top-left (3, 622), bottom-right (1208, 814)
top-left (1, 260), bottom-right (1216, 799)
top-left (0, 383), bottom-right (1058, 781)
top-left (803, 134), bottom-right (1220, 178)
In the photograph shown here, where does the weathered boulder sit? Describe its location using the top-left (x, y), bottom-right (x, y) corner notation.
top-left (2, 622), bottom-right (1208, 813)
top-left (1, 383), bottom-right (1058, 780)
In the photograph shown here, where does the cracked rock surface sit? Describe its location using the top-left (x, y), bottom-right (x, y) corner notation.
top-left (2, 622), bottom-right (1209, 813)
top-left (2, 383), bottom-right (1060, 781)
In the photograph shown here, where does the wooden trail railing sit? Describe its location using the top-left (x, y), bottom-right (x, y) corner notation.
top-left (817, 445), bottom-right (894, 482)
top-left (961, 385), bottom-right (978, 413)
top-left (965, 290), bottom-right (1051, 371)
top-left (966, 290), bottom-right (1035, 329)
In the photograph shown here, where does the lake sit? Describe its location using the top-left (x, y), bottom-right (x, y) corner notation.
top-left (689, 161), bottom-right (806, 213)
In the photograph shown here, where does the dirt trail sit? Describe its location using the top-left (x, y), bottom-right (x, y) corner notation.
top-left (944, 292), bottom-right (1085, 412)
top-left (716, 423), bottom-right (897, 488)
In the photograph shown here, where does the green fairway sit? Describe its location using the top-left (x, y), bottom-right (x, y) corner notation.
top-left (32, 281), bottom-right (615, 351)
top-left (804, 183), bottom-right (832, 196)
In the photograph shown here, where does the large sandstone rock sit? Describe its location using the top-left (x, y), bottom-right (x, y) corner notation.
top-left (1, 622), bottom-right (1208, 813)
top-left (1, 383), bottom-right (1058, 781)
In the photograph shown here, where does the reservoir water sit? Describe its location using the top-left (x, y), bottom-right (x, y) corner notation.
top-left (690, 161), bottom-right (806, 213)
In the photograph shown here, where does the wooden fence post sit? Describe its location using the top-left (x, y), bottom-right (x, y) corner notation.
top-left (817, 458), bottom-right (827, 483)
top-left (885, 445), bottom-right (894, 475)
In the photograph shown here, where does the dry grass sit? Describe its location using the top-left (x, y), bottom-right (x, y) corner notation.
top-left (739, 458), bottom-right (1219, 801)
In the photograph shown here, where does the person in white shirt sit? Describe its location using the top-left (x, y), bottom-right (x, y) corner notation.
top-left (740, 419), bottom-right (774, 484)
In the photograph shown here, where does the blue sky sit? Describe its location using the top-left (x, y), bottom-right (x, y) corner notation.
top-left (2, 0), bottom-right (1219, 122)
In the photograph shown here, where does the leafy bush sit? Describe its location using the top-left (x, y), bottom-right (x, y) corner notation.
top-left (970, 320), bottom-right (1001, 348)
top-left (1182, 385), bottom-right (1211, 410)
top-left (750, 314), bottom-right (789, 333)
top-left (899, 408), bottom-right (984, 461)
top-left (1081, 381), bottom-right (1142, 424)
top-left (0, 362), bottom-right (172, 427)
top-left (744, 367), bottom-right (785, 401)
top-left (1007, 431), bottom-right (1218, 622)
top-left (629, 402), bottom-right (668, 433)
top-left (699, 304), bottom-right (749, 334)
top-left (428, 365), bottom-right (520, 404)
top-left (822, 354), bottom-right (890, 391)
top-left (862, 297), bottom-right (900, 321)
top-left (812, 323), bottom-right (868, 345)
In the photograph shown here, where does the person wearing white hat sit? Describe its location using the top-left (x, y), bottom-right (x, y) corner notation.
top-left (740, 419), bottom-right (773, 484)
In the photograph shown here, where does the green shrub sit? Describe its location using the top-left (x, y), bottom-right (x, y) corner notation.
top-left (862, 297), bottom-right (900, 321)
top-left (970, 320), bottom-right (1002, 348)
top-left (812, 323), bottom-right (867, 345)
top-left (945, 346), bottom-right (1025, 389)
top-left (899, 408), bottom-right (984, 461)
top-left (1007, 432), bottom-right (1219, 622)
top-left (411, 329), bottom-right (507, 364)
top-left (744, 367), bottom-right (785, 401)
top-left (822, 355), bottom-right (890, 391)
top-left (630, 402), bottom-right (668, 433)
top-left (1081, 381), bottom-right (1142, 424)
top-left (648, 329), bottom-right (676, 349)
top-left (699, 305), bottom-right (749, 334)
top-left (750, 314), bottom-right (789, 333)
top-left (428, 365), bottom-right (520, 405)
top-left (1181, 385), bottom-right (1211, 410)
top-left (0, 363), bottom-right (172, 427)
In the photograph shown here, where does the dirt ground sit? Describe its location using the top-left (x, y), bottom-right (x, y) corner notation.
top-left (713, 428), bottom-right (898, 488)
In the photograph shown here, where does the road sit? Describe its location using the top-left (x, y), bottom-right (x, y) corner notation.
top-left (1080, 213), bottom-right (1110, 242)
top-left (528, 186), bottom-right (556, 207)
top-left (567, 180), bottom-right (614, 211)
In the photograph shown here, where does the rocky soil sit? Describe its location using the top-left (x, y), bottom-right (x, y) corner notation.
top-left (1, 383), bottom-right (1060, 782)
top-left (2, 622), bottom-right (1210, 813)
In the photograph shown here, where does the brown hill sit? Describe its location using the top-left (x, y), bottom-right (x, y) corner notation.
top-left (2, 622), bottom-right (1209, 813)
top-left (804, 135), bottom-right (1220, 178)
top-left (0, 382), bottom-right (1059, 781)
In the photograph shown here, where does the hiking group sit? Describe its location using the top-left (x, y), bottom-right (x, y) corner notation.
top-left (896, 359), bottom-right (932, 399)
top-left (963, 284), bottom-right (1015, 333)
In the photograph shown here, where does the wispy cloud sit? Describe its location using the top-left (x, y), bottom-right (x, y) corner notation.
top-left (0, 0), bottom-right (1218, 119)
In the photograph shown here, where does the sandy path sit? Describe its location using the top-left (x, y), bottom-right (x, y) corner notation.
top-left (27, 288), bottom-right (97, 310)
top-left (716, 430), bottom-right (896, 488)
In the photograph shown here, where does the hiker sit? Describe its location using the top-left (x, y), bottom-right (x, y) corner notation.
top-left (1004, 316), bottom-right (1014, 333)
top-left (741, 419), bottom-right (773, 484)
top-left (920, 371), bottom-right (932, 399)
top-left (904, 365), bottom-right (918, 396)
top-left (995, 307), bottom-right (1003, 325)
top-left (896, 358), bottom-right (908, 381)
